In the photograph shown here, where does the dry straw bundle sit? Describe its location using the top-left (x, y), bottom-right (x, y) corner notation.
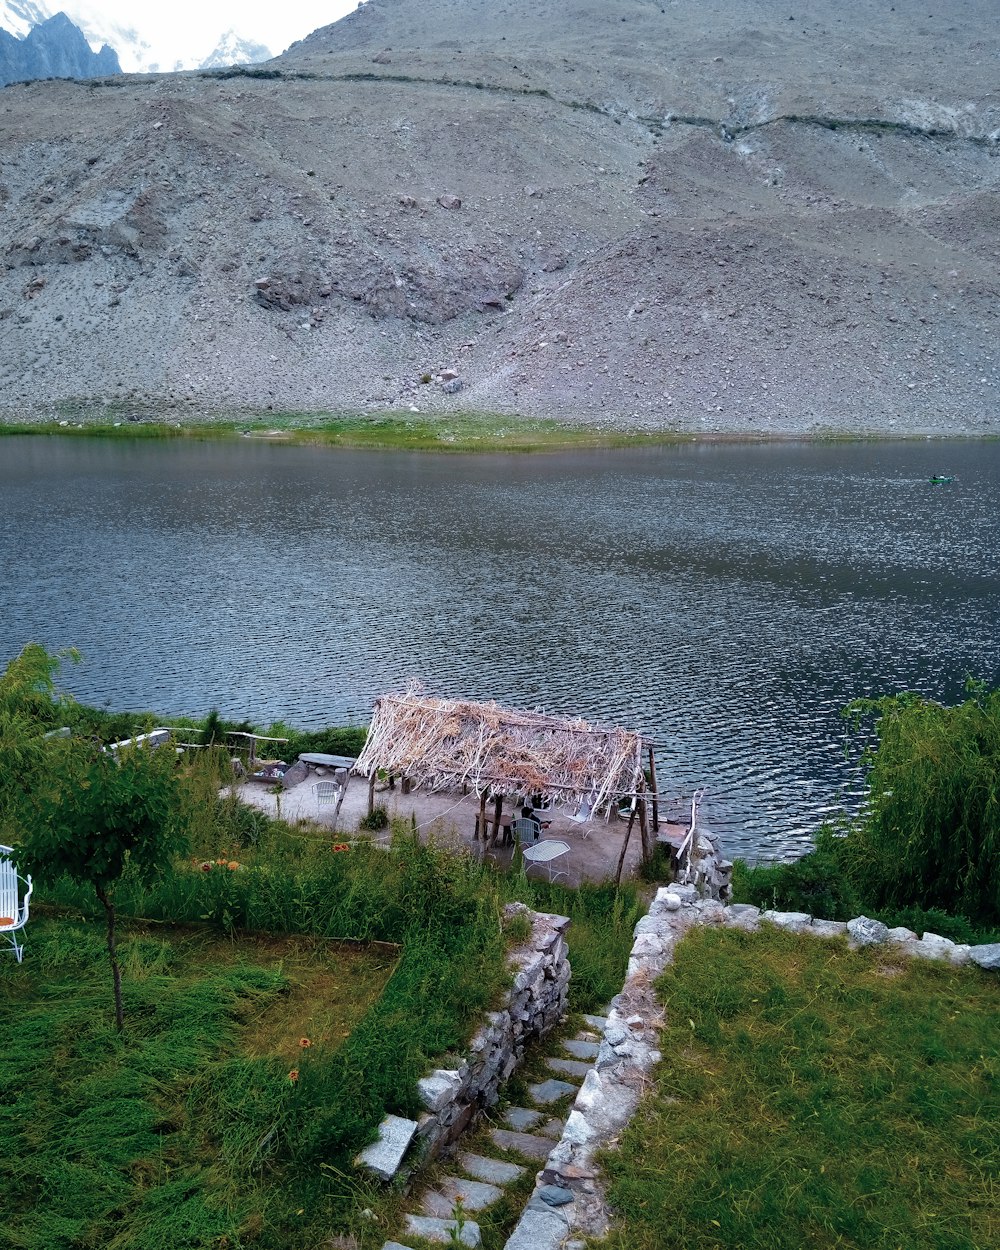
top-left (353, 688), bottom-right (646, 816)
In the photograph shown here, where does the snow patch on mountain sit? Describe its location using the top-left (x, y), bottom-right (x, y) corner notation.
top-left (198, 30), bottom-right (273, 71)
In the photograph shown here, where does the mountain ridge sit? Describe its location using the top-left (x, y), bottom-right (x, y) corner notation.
top-left (0, 10), bottom-right (119, 86)
top-left (0, 0), bottom-right (996, 433)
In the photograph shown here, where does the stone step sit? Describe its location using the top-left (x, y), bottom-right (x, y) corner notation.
top-left (563, 1037), bottom-right (601, 1061)
top-left (381, 1243), bottom-right (417, 1250)
top-left (582, 1013), bottom-right (608, 1032)
top-left (538, 1115), bottom-right (565, 1140)
top-left (528, 1077), bottom-right (577, 1104)
top-left (403, 1213), bottom-right (481, 1247)
top-left (504, 1106), bottom-right (543, 1132)
top-left (545, 1056), bottom-right (592, 1079)
top-left (421, 1177), bottom-right (503, 1218)
top-left (504, 1207), bottom-right (572, 1250)
top-left (490, 1127), bottom-right (554, 1161)
top-left (458, 1151), bottom-right (526, 1185)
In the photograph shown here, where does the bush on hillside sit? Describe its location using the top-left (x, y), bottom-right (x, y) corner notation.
top-left (732, 828), bottom-right (860, 919)
top-left (840, 683), bottom-right (1000, 925)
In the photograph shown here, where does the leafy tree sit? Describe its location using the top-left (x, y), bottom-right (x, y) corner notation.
top-left (841, 683), bottom-right (1000, 925)
top-left (0, 643), bottom-right (76, 839)
top-left (0, 644), bottom-right (188, 1029)
top-left (28, 740), bottom-right (188, 1029)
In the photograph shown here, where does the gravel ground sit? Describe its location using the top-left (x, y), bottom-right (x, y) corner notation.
top-left (0, 0), bottom-right (997, 434)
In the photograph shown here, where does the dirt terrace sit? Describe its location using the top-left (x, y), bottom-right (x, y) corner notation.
top-left (235, 770), bottom-right (686, 887)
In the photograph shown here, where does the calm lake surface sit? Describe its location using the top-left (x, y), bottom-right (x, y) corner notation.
top-left (2, 435), bottom-right (998, 860)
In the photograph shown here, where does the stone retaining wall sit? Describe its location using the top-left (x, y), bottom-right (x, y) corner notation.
top-left (412, 903), bottom-right (571, 1162)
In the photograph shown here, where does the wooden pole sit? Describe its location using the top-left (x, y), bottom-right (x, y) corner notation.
top-left (491, 794), bottom-right (504, 847)
top-left (367, 772), bottom-right (376, 817)
top-left (638, 795), bottom-right (652, 864)
top-left (477, 790), bottom-right (488, 843)
top-left (647, 745), bottom-right (660, 832)
top-left (615, 805), bottom-right (638, 887)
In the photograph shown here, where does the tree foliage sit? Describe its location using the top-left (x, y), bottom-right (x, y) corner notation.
top-left (841, 684), bottom-right (1000, 925)
top-left (0, 643), bottom-right (76, 838)
top-left (1, 644), bottom-right (188, 1027)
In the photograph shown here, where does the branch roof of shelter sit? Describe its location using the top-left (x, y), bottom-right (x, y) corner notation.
top-left (353, 688), bottom-right (648, 816)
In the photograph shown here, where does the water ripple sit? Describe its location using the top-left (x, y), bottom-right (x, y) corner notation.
top-left (2, 437), bottom-right (997, 862)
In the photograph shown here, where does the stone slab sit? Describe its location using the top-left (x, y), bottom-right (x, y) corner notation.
top-left (969, 942), bottom-right (1000, 969)
top-left (539, 1116), bottom-right (565, 1139)
top-left (503, 1207), bottom-right (570, 1250)
top-left (404, 1214), bottom-right (481, 1247)
top-left (356, 1114), bottom-right (418, 1181)
top-left (459, 1152), bottom-right (526, 1185)
top-left (381, 1243), bottom-right (416, 1250)
top-left (491, 1128), bottom-right (554, 1161)
top-left (582, 1014), bottom-right (608, 1031)
top-left (422, 1177), bottom-right (503, 1217)
top-left (505, 1106), bottom-right (543, 1132)
top-left (546, 1057), bottom-right (592, 1079)
top-left (528, 1078), bottom-right (577, 1104)
top-left (563, 1038), bottom-right (601, 1060)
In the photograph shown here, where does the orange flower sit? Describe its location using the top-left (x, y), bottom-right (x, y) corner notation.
top-left (227, 861), bottom-right (240, 871)
top-left (287, 1068), bottom-right (299, 1082)
top-left (299, 1037), bottom-right (312, 1048)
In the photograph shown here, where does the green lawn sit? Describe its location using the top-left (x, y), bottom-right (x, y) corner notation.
top-left (0, 919), bottom-right (395, 1250)
top-left (596, 926), bottom-right (999, 1250)
top-left (0, 412), bottom-right (690, 453)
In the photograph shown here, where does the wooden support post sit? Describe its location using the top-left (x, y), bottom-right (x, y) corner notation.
top-left (477, 790), bottom-right (488, 843)
top-left (367, 772), bottom-right (376, 817)
top-left (491, 794), bottom-right (504, 847)
top-left (615, 805), bottom-right (638, 887)
top-left (647, 745), bottom-right (660, 832)
top-left (638, 795), bottom-right (653, 864)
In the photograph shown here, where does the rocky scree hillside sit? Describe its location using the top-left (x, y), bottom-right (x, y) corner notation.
top-left (0, 0), bottom-right (997, 433)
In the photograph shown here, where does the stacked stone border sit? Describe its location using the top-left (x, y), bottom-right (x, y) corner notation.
top-left (358, 903), bottom-right (571, 1180)
top-left (502, 886), bottom-right (1000, 1250)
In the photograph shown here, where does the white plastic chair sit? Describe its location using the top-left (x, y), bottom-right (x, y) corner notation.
top-left (0, 845), bottom-right (32, 964)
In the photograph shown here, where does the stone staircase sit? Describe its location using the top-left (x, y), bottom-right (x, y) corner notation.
top-left (380, 1016), bottom-right (607, 1250)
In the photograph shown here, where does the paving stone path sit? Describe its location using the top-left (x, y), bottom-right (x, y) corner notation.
top-left (380, 1017), bottom-right (607, 1250)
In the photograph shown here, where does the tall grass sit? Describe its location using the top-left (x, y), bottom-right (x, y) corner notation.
top-left (596, 926), bottom-right (1000, 1250)
top-left (8, 826), bottom-right (518, 1248)
top-left (0, 921), bottom-right (394, 1250)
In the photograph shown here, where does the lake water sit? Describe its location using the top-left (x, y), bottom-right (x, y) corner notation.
top-left (2, 435), bottom-right (997, 861)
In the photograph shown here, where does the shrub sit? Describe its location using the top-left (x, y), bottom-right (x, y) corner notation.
top-left (731, 828), bottom-right (860, 920)
top-left (840, 684), bottom-right (1000, 925)
top-left (359, 804), bottom-right (389, 832)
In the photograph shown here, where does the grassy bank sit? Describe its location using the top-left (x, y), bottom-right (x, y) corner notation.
top-left (2, 920), bottom-right (396, 1250)
top-left (0, 411), bottom-right (692, 453)
top-left (595, 925), bottom-right (1000, 1250)
top-left (3, 789), bottom-right (645, 1249)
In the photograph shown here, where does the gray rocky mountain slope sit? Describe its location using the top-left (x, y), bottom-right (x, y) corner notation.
top-left (0, 0), bottom-right (997, 432)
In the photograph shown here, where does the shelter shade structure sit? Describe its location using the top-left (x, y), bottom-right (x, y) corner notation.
top-left (352, 690), bottom-right (658, 860)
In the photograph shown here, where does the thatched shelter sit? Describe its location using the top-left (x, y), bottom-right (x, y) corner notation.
top-left (353, 690), bottom-right (657, 855)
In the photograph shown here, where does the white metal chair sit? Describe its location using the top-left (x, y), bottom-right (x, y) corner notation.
top-left (511, 817), bottom-right (541, 845)
top-left (0, 845), bottom-right (32, 964)
top-left (313, 780), bottom-right (346, 831)
top-left (567, 791), bottom-right (595, 838)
